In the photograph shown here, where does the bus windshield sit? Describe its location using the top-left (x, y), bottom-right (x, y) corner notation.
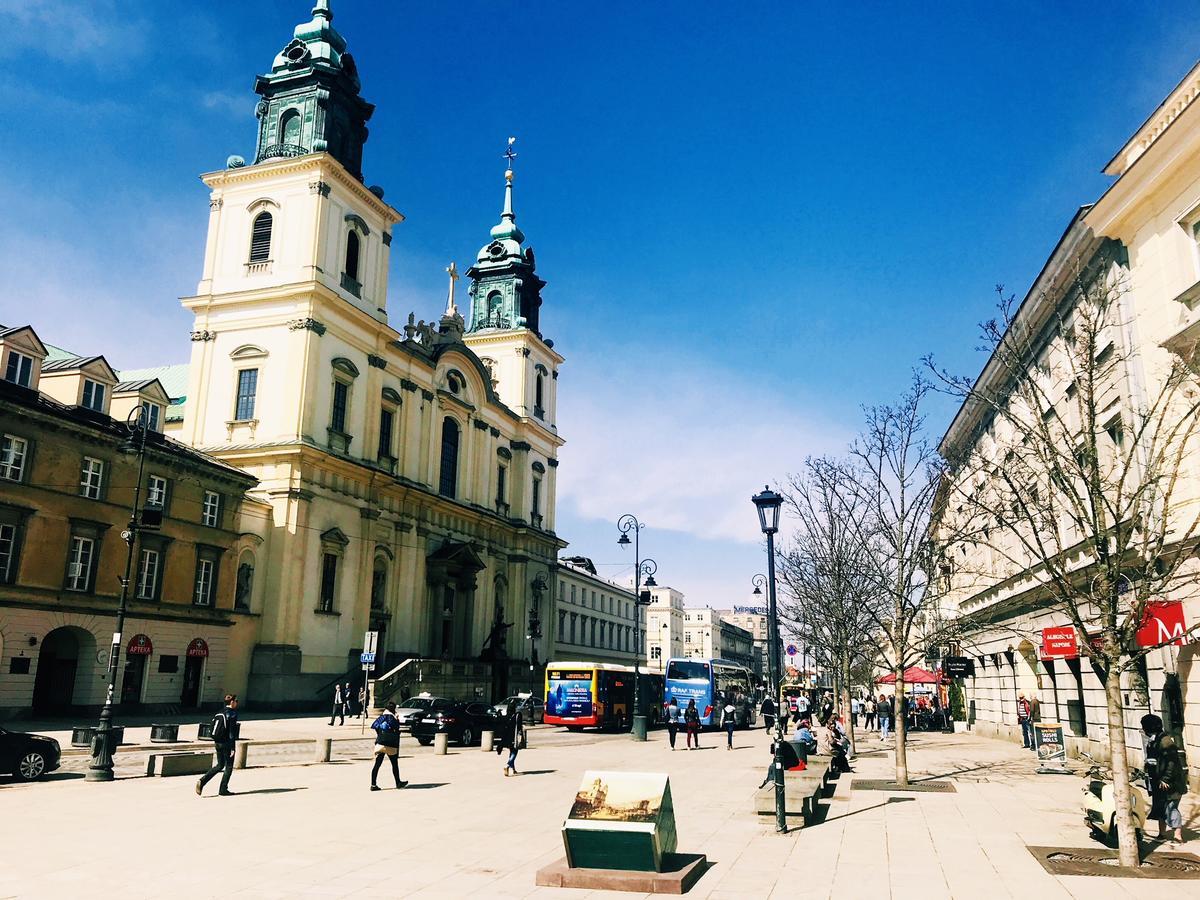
top-left (667, 660), bottom-right (710, 681)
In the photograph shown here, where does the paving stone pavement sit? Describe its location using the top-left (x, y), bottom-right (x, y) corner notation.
top-left (0, 722), bottom-right (1196, 899)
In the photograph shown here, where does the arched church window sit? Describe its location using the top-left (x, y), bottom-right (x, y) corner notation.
top-left (249, 212), bottom-right (273, 263)
top-left (534, 373), bottom-right (545, 419)
top-left (439, 417), bottom-right (460, 498)
top-left (345, 231), bottom-right (360, 282)
top-left (280, 109), bottom-right (302, 147)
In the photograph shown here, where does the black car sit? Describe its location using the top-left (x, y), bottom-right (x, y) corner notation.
top-left (0, 727), bottom-right (61, 781)
top-left (395, 695), bottom-right (451, 732)
top-left (411, 701), bottom-right (499, 747)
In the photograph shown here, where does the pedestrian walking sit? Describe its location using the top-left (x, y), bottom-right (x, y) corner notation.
top-left (358, 685), bottom-right (369, 719)
top-left (665, 696), bottom-right (681, 750)
top-left (1141, 714), bottom-right (1188, 844)
top-left (1017, 693), bottom-right (1034, 749)
top-left (851, 696), bottom-right (861, 728)
top-left (878, 694), bottom-right (893, 740)
top-left (329, 683), bottom-right (345, 725)
top-left (343, 682), bottom-right (354, 720)
top-left (498, 703), bottom-right (523, 775)
top-left (761, 695), bottom-right (776, 731)
top-left (369, 701), bottom-right (406, 791)
top-left (722, 696), bottom-right (737, 750)
top-left (196, 694), bottom-right (239, 797)
top-left (684, 699), bottom-right (701, 749)
top-left (864, 698), bottom-right (876, 730)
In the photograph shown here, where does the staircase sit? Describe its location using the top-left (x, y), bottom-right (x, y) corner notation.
top-left (368, 658), bottom-right (423, 711)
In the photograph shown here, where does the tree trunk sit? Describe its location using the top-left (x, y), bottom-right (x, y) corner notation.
top-left (841, 656), bottom-right (856, 756)
top-left (894, 667), bottom-right (909, 787)
top-left (1103, 667), bottom-right (1141, 867)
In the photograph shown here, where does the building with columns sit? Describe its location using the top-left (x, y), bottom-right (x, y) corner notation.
top-left (157, 2), bottom-right (565, 706)
top-left (552, 557), bottom-right (642, 668)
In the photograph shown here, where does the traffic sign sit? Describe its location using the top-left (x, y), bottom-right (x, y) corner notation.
top-left (363, 630), bottom-right (379, 656)
top-left (360, 652), bottom-right (376, 664)
top-left (786, 644), bottom-right (798, 656)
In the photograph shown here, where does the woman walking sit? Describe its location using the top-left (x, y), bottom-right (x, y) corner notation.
top-left (722, 696), bottom-right (737, 750)
top-left (369, 701), bottom-right (406, 791)
top-left (864, 697), bottom-right (876, 731)
top-left (684, 698), bottom-right (701, 750)
top-left (665, 696), bottom-right (681, 751)
top-left (498, 703), bottom-right (523, 776)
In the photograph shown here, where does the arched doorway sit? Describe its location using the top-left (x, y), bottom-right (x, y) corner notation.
top-left (31, 627), bottom-right (96, 713)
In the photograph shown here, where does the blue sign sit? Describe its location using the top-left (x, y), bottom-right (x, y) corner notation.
top-left (786, 644), bottom-right (798, 656)
top-left (360, 652), bottom-right (376, 664)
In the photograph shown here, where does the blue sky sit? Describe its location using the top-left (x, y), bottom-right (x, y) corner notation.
top-left (2, 1), bottom-right (1197, 611)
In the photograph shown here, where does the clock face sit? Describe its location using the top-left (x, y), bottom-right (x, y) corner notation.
top-left (488, 242), bottom-right (505, 258)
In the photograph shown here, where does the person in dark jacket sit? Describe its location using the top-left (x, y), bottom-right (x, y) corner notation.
top-left (497, 704), bottom-right (523, 775)
top-left (1142, 714), bottom-right (1187, 843)
top-left (761, 696), bottom-right (776, 730)
top-left (684, 699), bottom-right (701, 749)
top-left (329, 684), bottom-right (345, 726)
top-left (196, 694), bottom-right (239, 797)
top-left (370, 701), bottom-right (406, 791)
top-left (877, 694), bottom-right (894, 740)
top-left (665, 696), bottom-right (681, 750)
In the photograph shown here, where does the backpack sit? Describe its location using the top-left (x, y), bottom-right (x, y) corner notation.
top-left (210, 711), bottom-right (229, 742)
top-left (372, 713), bottom-right (400, 747)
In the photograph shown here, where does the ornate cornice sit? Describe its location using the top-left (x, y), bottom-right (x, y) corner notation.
top-left (547, 458), bottom-right (559, 468)
top-left (309, 180), bottom-right (332, 197)
top-left (510, 440), bottom-right (531, 453)
top-left (209, 197), bottom-right (223, 211)
top-left (489, 427), bottom-right (501, 438)
top-left (472, 419), bottom-right (490, 431)
top-left (287, 317), bottom-right (327, 335)
top-left (421, 389), bottom-right (434, 401)
top-left (382, 232), bottom-right (393, 247)
top-left (367, 354), bottom-right (387, 370)
top-left (400, 378), bottom-right (418, 392)
top-left (191, 330), bottom-right (216, 342)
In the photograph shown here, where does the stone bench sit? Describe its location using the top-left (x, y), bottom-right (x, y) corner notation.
top-left (752, 758), bottom-right (831, 825)
top-left (146, 750), bottom-right (214, 777)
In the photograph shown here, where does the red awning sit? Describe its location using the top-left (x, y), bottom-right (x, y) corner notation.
top-left (875, 666), bottom-right (945, 685)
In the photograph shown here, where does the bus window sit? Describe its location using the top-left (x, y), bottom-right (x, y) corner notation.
top-left (667, 659), bottom-right (709, 681)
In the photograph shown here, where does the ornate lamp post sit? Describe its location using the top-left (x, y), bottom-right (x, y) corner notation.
top-left (752, 574), bottom-right (769, 687)
top-left (528, 571), bottom-right (548, 692)
top-left (88, 406), bottom-right (156, 782)
top-left (617, 514), bottom-right (657, 741)
top-left (752, 485), bottom-right (786, 833)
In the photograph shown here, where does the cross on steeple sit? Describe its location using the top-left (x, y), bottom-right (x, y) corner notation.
top-left (445, 262), bottom-right (460, 316)
top-left (504, 136), bottom-right (517, 170)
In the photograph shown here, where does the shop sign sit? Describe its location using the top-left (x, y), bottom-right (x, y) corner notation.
top-left (1034, 722), bottom-right (1070, 774)
top-left (127, 634), bottom-right (153, 655)
top-left (1039, 626), bottom-right (1077, 660)
top-left (943, 656), bottom-right (975, 678)
top-left (1135, 601), bottom-right (1187, 648)
top-left (186, 638), bottom-right (210, 658)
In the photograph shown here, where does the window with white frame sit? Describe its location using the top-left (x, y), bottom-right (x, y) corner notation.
top-left (143, 403), bottom-right (162, 432)
top-left (66, 535), bottom-right (96, 591)
top-left (0, 521), bottom-right (18, 583)
top-left (201, 491), bottom-right (221, 527)
top-left (136, 548), bottom-right (160, 600)
top-left (193, 556), bottom-right (215, 606)
top-left (0, 434), bottom-right (28, 481)
top-left (147, 475), bottom-right (168, 509)
top-left (4, 351), bottom-right (33, 387)
top-left (79, 457), bottom-right (104, 499)
top-left (81, 379), bottom-right (106, 411)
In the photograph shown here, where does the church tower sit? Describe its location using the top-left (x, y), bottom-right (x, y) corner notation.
top-left (464, 143), bottom-right (563, 434)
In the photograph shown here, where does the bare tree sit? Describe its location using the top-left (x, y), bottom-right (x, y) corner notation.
top-left (778, 457), bottom-right (884, 754)
top-left (928, 258), bottom-right (1200, 867)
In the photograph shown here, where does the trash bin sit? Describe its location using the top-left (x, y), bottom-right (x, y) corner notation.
top-left (71, 726), bottom-right (95, 748)
top-left (198, 721), bottom-right (214, 740)
top-left (110, 726), bottom-right (125, 746)
top-left (150, 724), bottom-right (179, 743)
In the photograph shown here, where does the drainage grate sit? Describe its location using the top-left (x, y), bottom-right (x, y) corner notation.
top-left (850, 779), bottom-right (957, 793)
top-left (1029, 846), bottom-right (1200, 879)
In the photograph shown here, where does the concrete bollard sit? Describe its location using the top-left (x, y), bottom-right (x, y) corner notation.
top-left (234, 742), bottom-right (249, 770)
top-left (434, 732), bottom-right (448, 755)
top-left (316, 737), bottom-right (333, 763)
top-left (481, 730), bottom-right (494, 752)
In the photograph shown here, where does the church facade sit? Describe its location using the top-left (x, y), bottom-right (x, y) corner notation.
top-left (170, 2), bottom-right (565, 706)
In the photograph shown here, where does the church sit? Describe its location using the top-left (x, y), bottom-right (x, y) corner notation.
top-left (157, 1), bottom-right (565, 707)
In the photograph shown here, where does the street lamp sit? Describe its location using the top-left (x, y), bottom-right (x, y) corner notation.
top-left (618, 514), bottom-right (658, 741)
top-left (751, 485), bottom-right (786, 833)
top-left (88, 405), bottom-right (156, 782)
top-left (529, 571), bottom-right (548, 691)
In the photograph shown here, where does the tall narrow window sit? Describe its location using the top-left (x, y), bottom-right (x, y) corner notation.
top-left (249, 212), bottom-right (273, 263)
top-left (370, 557), bottom-right (387, 610)
top-left (531, 477), bottom-right (542, 525)
top-left (344, 231), bottom-right (360, 282)
top-left (147, 475), bottom-right (168, 509)
top-left (66, 535), bottom-right (95, 592)
top-left (496, 464), bottom-right (507, 506)
top-left (143, 404), bottom-right (162, 432)
top-left (331, 381), bottom-right (349, 433)
top-left (320, 553), bottom-right (339, 612)
top-left (439, 417), bottom-right (459, 498)
top-left (235, 369), bottom-right (258, 421)
top-left (0, 434), bottom-right (28, 482)
top-left (79, 457), bottom-right (104, 499)
top-left (0, 522), bottom-right (18, 583)
top-left (4, 351), bottom-right (33, 387)
top-left (378, 408), bottom-right (394, 459)
top-left (136, 548), bottom-right (160, 600)
top-left (280, 109), bottom-right (301, 147)
top-left (194, 557), bottom-right (215, 606)
top-left (202, 490), bottom-right (222, 528)
top-left (81, 380), bottom-right (106, 411)
top-left (534, 373), bottom-right (545, 419)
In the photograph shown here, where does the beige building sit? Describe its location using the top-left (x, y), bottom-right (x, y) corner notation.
top-left (645, 585), bottom-right (686, 672)
top-left (718, 606), bottom-right (770, 680)
top-left (936, 59), bottom-right (1200, 785)
top-left (552, 557), bottom-right (641, 668)
top-left (0, 325), bottom-right (260, 717)
top-left (138, 4), bottom-right (566, 706)
top-left (682, 608), bottom-right (755, 671)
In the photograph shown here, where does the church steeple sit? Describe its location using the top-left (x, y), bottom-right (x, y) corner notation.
top-left (252, 1), bottom-right (374, 181)
top-left (467, 138), bottom-right (545, 337)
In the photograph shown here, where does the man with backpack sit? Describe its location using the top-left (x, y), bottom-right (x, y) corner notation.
top-left (196, 694), bottom-right (239, 797)
top-left (369, 701), bottom-right (406, 791)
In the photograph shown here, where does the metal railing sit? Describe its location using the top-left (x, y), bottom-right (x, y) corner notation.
top-left (257, 143), bottom-right (309, 162)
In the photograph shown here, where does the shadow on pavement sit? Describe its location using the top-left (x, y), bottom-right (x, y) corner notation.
top-left (811, 795), bottom-right (914, 825)
top-left (515, 769), bottom-right (556, 776)
top-left (0, 771), bottom-right (87, 788)
top-left (225, 787), bottom-right (308, 796)
top-left (402, 783), bottom-right (449, 790)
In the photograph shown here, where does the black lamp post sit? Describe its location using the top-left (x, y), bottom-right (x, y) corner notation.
top-left (752, 574), bottom-right (768, 686)
top-left (87, 406), bottom-right (156, 782)
top-left (752, 485), bottom-right (786, 833)
top-left (618, 514), bottom-right (657, 741)
top-left (528, 571), bottom-right (548, 692)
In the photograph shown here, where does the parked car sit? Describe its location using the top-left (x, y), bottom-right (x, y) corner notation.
top-left (411, 701), bottom-right (499, 747)
top-left (492, 694), bottom-right (545, 725)
top-left (395, 694), bottom-right (451, 732)
top-left (0, 727), bottom-right (61, 782)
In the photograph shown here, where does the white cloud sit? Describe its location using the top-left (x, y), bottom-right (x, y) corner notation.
top-left (3, 0), bottom-right (146, 65)
top-left (556, 350), bottom-right (851, 545)
top-left (201, 91), bottom-right (252, 118)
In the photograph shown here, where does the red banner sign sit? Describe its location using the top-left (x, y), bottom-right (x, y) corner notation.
top-left (186, 638), bottom-right (210, 658)
top-left (127, 634), bottom-right (153, 656)
top-left (1039, 626), bottom-right (1077, 660)
top-left (1136, 602), bottom-right (1187, 648)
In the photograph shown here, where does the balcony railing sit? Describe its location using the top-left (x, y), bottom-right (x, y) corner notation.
top-left (340, 272), bottom-right (362, 298)
top-left (257, 143), bottom-right (309, 162)
top-left (245, 260), bottom-right (272, 275)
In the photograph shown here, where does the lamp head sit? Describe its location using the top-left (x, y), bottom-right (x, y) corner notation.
top-left (644, 573), bottom-right (657, 588)
top-left (617, 532), bottom-right (631, 547)
top-left (751, 485), bottom-right (783, 535)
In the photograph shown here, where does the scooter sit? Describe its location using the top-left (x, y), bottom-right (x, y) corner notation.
top-left (1080, 752), bottom-right (1150, 847)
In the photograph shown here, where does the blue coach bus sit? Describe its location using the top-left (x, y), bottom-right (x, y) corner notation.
top-left (664, 657), bottom-right (756, 727)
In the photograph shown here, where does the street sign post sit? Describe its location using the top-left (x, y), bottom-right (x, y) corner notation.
top-left (360, 631), bottom-right (379, 735)
top-left (785, 644), bottom-right (797, 657)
